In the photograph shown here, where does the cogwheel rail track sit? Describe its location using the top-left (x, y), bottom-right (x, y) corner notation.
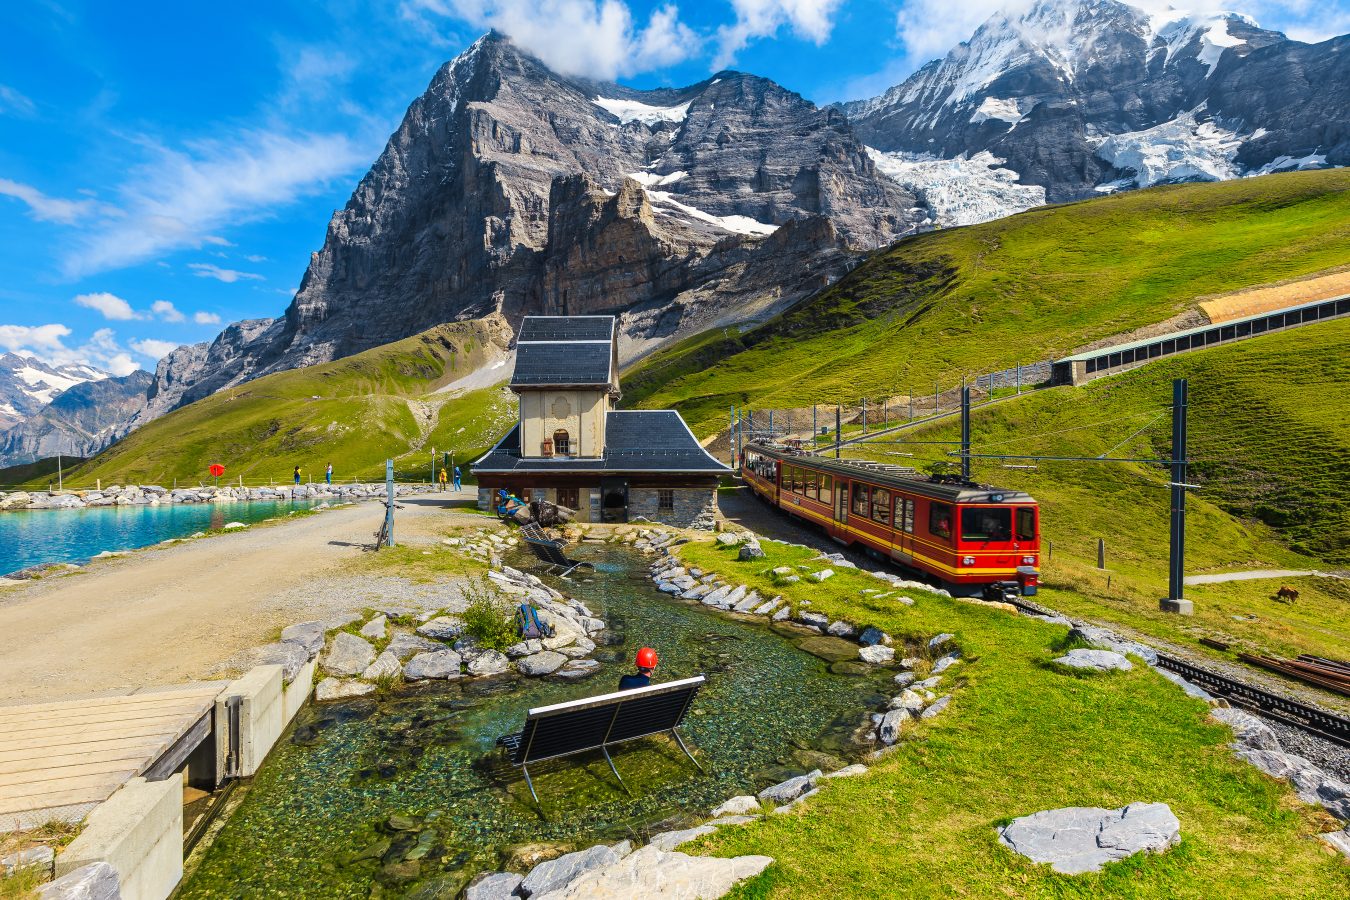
top-left (1001, 595), bottom-right (1350, 749)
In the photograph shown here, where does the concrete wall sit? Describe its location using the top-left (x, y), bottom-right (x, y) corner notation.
top-left (518, 389), bottom-right (609, 458)
top-left (56, 775), bottom-right (183, 900)
top-left (283, 659), bottom-right (316, 724)
top-left (216, 665), bottom-right (284, 778)
top-left (628, 486), bottom-right (716, 528)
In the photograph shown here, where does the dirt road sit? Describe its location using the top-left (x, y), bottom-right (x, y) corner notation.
top-left (0, 492), bottom-right (479, 705)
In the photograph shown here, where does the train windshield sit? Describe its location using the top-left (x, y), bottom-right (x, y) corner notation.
top-left (960, 507), bottom-right (1013, 542)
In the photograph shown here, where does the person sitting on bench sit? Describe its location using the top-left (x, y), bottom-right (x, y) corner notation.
top-left (618, 647), bottom-right (658, 690)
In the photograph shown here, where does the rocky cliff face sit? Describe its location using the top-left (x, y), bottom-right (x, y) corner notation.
top-left (842, 0), bottom-right (1347, 213)
top-left (136, 31), bottom-right (924, 430)
top-left (0, 370), bottom-right (152, 465)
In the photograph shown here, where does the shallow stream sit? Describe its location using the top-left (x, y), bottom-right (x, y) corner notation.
top-left (181, 546), bottom-right (891, 899)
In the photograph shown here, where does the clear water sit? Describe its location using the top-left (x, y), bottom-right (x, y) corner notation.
top-left (181, 547), bottom-right (893, 899)
top-left (0, 500), bottom-right (324, 575)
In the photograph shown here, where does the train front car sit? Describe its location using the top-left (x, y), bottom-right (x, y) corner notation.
top-left (739, 442), bottom-right (1041, 599)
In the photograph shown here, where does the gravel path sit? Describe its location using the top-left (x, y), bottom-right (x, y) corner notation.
top-left (1184, 569), bottom-right (1320, 585)
top-left (0, 490), bottom-right (482, 705)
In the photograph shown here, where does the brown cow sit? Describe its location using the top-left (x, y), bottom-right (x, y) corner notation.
top-left (1274, 586), bottom-right (1299, 603)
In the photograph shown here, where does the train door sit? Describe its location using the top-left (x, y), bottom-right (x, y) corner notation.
top-left (893, 495), bottom-right (916, 564)
top-left (837, 482), bottom-right (849, 529)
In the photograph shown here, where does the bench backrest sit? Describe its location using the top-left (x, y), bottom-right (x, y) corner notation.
top-left (523, 539), bottom-right (571, 566)
top-left (509, 676), bottom-right (705, 765)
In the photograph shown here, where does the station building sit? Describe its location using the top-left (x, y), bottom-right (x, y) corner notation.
top-left (472, 316), bottom-right (728, 527)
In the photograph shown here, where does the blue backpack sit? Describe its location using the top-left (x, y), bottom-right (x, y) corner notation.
top-left (514, 604), bottom-right (553, 640)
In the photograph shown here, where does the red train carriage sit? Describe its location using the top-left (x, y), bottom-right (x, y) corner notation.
top-left (742, 442), bottom-right (1040, 598)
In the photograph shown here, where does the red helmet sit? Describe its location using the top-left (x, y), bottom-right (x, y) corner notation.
top-left (635, 647), bottom-right (658, 669)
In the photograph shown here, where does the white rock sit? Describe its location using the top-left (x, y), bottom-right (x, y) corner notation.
top-left (647, 825), bottom-right (716, 851)
top-left (361, 651), bottom-right (402, 681)
top-left (404, 650), bottom-right (462, 680)
top-left (529, 844), bottom-right (773, 900)
top-left (359, 614), bottom-right (388, 640)
top-left (1053, 649), bottom-right (1131, 672)
top-left (222, 521), bottom-right (248, 530)
top-left (997, 802), bottom-right (1181, 875)
top-left (467, 649), bottom-right (511, 676)
top-left (710, 795), bottom-right (761, 817)
top-left (417, 615), bottom-right (466, 640)
top-left (315, 677), bottom-right (376, 701)
top-left (821, 764), bottom-right (868, 779)
top-left (35, 861), bottom-right (119, 899)
top-left (322, 632), bottom-right (376, 676)
top-left (808, 569), bottom-right (835, 582)
top-left (858, 645), bottom-right (895, 665)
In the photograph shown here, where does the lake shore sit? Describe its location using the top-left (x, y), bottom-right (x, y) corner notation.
top-left (0, 489), bottom-right (481, 706)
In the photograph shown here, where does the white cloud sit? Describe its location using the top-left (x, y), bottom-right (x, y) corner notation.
top-left (74, 292), bottom-right (142, 321)
top-left (202, 235), bottom-right (234, 247)
top-left (130, 338), bottom-right (181, 359)
top-left (62, 130), bottom-right (373, 277)
top-left (193, 311), bottom-right (223, 325)
top-left (244, 254), bottom-right (269, 262)
top-left (0, 85), bottom-right (37, 118)
top-left (0, 323), bottom-right (142, 376)
top-left (407, 0), bottom-right (701, 79)
top-left (714, 0), bottom-right (844, 68)
top-left (0, 178), bottom-right (103, 225)
top-left (151, 300), bottom-right (186, 323)
top-left (189, 263), bottom-right (266, 283)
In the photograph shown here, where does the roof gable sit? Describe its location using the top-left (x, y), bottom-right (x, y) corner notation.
top-left (510, 316), bottom-right (617, 389)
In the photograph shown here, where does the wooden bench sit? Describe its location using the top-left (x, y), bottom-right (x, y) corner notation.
top-left (498, 675), bottom-right (706, 803)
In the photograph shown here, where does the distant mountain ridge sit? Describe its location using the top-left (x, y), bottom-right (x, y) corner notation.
top-left (0, 369), bottom-right (153, 466)
top-left (840, 0), bottom-right (1348, 222)
top-left (0, 353), bottom-right (110, 430)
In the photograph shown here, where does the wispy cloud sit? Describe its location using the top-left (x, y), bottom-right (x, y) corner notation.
top-left (61, 130), bottom-right (372, 277)
top-left (130, 337), bottom-right (181, 359)
top-left (189, 262), bottom-right (266, 283)
top-left (0, 323), bottom-right (141, 375)
top-left (0, 84), bottom-right (37, 118)
top-left (0, 178), bottom-right (105, 225)
top-left (193, 311), bottom-right (222, 325)
top-left (405, 0), bottom-right (701, 79)
top-left (151, 299), bottom-right (186, 322)
top-left (74, 291), bottom-right (142, 321)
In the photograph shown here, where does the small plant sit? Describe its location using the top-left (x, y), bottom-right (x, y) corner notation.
top-left (460, 578), bottom-right (517, 652)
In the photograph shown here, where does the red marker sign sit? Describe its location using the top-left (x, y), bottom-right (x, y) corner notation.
top-left (208, 464), bottom-right (225, 478)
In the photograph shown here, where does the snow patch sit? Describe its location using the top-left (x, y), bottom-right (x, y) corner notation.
top-left (592, 96), bottom-right (691, 125)
top-left (1249, 153), bottom-right (1328, 176)
top-left (866, 148), bottom-right (1044, 228)
top-left (626, 170), bottom-right (688, 188)
top-left (970, 97), bottom-right (1022, 126)
top-left (1095, 112), bottom-right (1242, 186)
top-left (643, 190), bottom-right (778, 236)
top-left (1155, 12), bottom-right (1250, 75)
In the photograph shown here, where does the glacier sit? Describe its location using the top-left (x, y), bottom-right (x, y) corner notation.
top-left (592, 96), bottom-right (692, 125)
top-left (1095, 112), bottom-right (1243, 187)
top-left (866, 148), bottom-right (1044, 228)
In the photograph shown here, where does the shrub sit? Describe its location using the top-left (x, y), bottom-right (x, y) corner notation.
top-left (461, 578), bottom-right (517, 652)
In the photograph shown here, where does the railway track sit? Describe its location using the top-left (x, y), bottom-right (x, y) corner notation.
top-left (1001, 595), bottom-right (1350, 749)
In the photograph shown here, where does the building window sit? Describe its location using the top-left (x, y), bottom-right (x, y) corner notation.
top-left (557, 488), bottom-right (579, 510)
top-left (553, 429), bottom-right (571, 456)
top-left (658, 489), bottom-right (674, 512)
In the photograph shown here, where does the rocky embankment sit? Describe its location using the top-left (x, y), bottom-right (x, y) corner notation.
top-left (0, 482), bottom-right (420, 511)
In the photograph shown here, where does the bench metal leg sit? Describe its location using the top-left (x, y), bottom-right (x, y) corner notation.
top-left (521, 765), bottom-right (539, 805)
top-left (670, 728), bottom-right (704, 772)
top-left (601, 745), bottom-right (631, 794)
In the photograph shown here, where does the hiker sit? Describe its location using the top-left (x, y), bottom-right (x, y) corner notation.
top-left (453, 465), bottom-right (462, 491)
top-left (439, 467), bottom-right (448, 491)
top-left (325, 462), bottom-right (333, 485)
top-left (293, 465), bottom-right (301, 485)
top-left (618, 647), bottom-right (658, 690)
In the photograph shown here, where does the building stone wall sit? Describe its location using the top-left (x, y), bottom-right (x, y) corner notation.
top-left (628, 486), bottom-right (717, 529)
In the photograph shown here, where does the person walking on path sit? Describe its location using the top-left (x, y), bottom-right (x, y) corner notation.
top-left (438, 467), bottom-right (448, 492)
top-left (453, 465), bottom-right (462, 491)
top-left (325, 462), bottom-right (333, 485)
top-left (293, 465), bottom-right (302, 485)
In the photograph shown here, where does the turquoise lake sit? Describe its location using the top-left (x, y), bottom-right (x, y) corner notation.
top-left (0, 500), bottom-right (324, 575)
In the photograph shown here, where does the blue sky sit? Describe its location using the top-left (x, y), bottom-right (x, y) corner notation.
top-left (1, 0), bottom-right (1346, 375)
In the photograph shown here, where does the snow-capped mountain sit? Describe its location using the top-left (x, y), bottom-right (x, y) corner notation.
top-left (0, 369), bottom-right (153, 467)
top-left (0, 353), bottom-right (110, 431)
top-left (842, 0), bottom-right (1348, 222)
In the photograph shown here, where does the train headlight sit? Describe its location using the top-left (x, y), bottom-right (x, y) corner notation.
top-left (962, 556), bottom-right (975, 565)
top-left (1022, 556), bottom-right (1036, 565)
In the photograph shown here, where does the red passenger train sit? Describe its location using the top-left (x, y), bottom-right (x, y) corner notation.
top-left (741, 442), bottom-right (1041, 598)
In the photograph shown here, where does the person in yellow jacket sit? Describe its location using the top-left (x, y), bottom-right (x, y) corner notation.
top-left (438, 467), bottom-right (448, 492)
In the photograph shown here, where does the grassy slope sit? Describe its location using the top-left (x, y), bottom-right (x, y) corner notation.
top-left (43, 322), bottom-right (515, 488)
top-left (625, 170), bottom-right (1350, 436)
top-left (672, 539), bottom-right (1346, 899)
top-left (846, 318), bottom-right (1350, 662)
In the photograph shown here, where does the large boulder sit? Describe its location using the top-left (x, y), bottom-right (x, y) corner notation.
top-left (1209, 708), bottom-right (1282, 753)
top-left (997, 803), bottom-right (1181, 874)
top-left (878, 708), bottom-right (908, 744)
top-left (467, 649), bottom-right (511, 677)
top-left (315, 678), bottom-right (376, 701)
top-left (322, 632), bottom-right (376, 676)
top-left (520, 844), bottom-right (622, 896)
top-left (465, 872), bottom-right (524, 900)
top-left (1236, 749), bottom-right (1350, 819)
top-left (517, 651), bottom-right (568, 676)
top-left (361, 651), bottom-right (402, 682)
top-left (1053, 649), bottom-right (1131, 672)
top-left (858, 645), bottom-right (895, 665)
top-left (418, 616), bottom-right (466, 640)
top-left (386, 632), bottom-right (443, 660)
top-left (404, 650), bottom-right (463, 680)
top-left (757, 771), bottom-right (820, 803)
top-left (711, 795), bottom-right (761, 817)
top-left (647, 825), bottom-right (716, 851)
top-left (257, 642), bottom-right (311, 683)
top-left (530, 844), bottom-right (773, 900)
top-left (280, 621), bottom-right (327, 655)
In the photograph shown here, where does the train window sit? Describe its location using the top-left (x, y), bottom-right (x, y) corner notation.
top-left (819, 475), bottom-right (832, 504)
top-left (961, 507), bottom-right (1012, 542)
top-left (1017, 507), bottom-right (1036, 541)
top-left (807, 472), bottom-right (819, 499)
top-left (785, 466), bottom-right (796, 492)
top-left (871, 487), bottom-right (891, 525)
top-left (929, 503), bottom-right (953, 540)
top-left (899, 498), bottom-right (914, 533)
top-left (852, 483), bottom-right (870, 517)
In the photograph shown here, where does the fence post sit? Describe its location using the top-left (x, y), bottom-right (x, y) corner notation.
top-left (1097, 538), bottom-right (1105, 569)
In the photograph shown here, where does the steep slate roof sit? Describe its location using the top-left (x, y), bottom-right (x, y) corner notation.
top-left (510, 315), bottom-right (617, 389)
top-left (473, 411), bottom-right (730, 475)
